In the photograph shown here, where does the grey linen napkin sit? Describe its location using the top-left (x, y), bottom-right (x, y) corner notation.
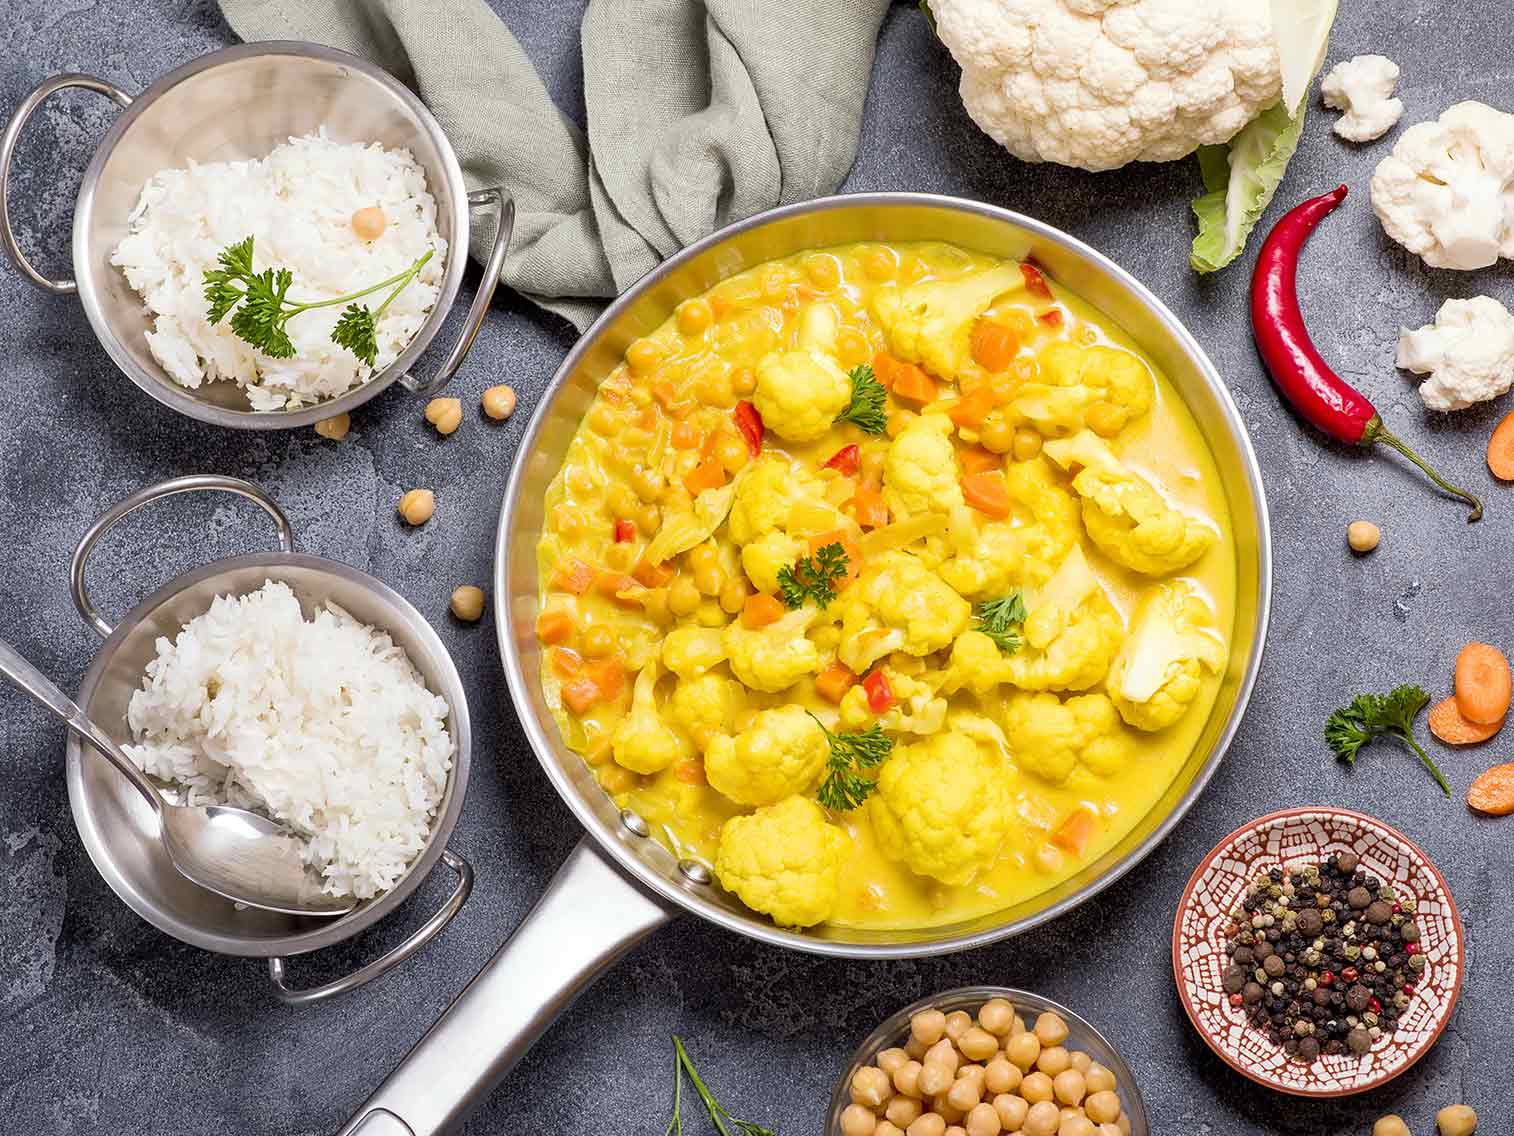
top-left (218, 0), bottom-right (892, 330)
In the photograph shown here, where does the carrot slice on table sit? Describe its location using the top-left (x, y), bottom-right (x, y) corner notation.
top-left (961, 471), bottom-right (1012, 519)
top-left (1051, 807), bottom-right (1096, 857)
top-left (1428, 696), bottom-right (1505, 745)
top-left (1454, 641), bottom-right (1511, 725)
top-left (1489, 412), bottom-right (1514, 480)
top-left (1467, 763), bottom-right (1514, 815)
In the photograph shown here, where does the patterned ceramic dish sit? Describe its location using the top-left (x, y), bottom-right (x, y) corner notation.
top-left (826, 986), bottom-right (1150, 1134)
top-left (1172, 807), bottom-right (1463, 1097)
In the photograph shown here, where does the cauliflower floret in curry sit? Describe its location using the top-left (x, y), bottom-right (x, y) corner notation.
top-left (941, 456), bottom-right (1080, 598)
top-left (611, 662), bottom-right (691, 775)
top-left (715, 795), bottom-right (846, 928)
top-left (1000, 690), bottom-right (1127, 785)
top-left (869, 730), bottom-right (1014, 886)
top-left (1043, 431), bottom-right (1216, 576)
top-left (835, 551), bottom-right (971, 674)
top-left (872, 264), bottom-right (1025, 382)
top-left (669, 672), bottom-right (747, 752)
top-left (883, 412), bottom-right (963, 521)
top-left (838, 667), bottom-right (948, 735)
top-left (751, 304), bottom-right (853, 443)
top-left (705, 705), bottom-right (829, 807)
top-left (1106, 580), bottom-right (1226, 731)
top-left (727, 454), bottom-right (853, 593)
top-left (662, 626), bottom-right (729, 680)
top-left (723, 606), bottom-right (822, 692)
top-left (1010, 342), bottom-right (1154, 438)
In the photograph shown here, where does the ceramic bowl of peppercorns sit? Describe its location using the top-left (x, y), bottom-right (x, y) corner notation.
top-left (1171, 807), bottom-right (1464, 1097)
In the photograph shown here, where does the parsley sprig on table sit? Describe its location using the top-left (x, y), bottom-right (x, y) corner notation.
top-left (663, 1036), bottom-right (777, 1136)
top-left (203, 235), bottom-right (433, 367)
top-left (974, 592), bottom-right (1027, 654)
top-left (813, 714), bottom-right (894, 811)
top-left (1325, 684), bottom-right (1450, 797)
top-left (777, 542), bottom-right (849, 609)
top-left (833, 363), bottom-right (887, 434)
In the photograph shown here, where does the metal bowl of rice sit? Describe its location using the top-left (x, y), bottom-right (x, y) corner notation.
top-left (64, 475), bottom-right (473, 1006)
top-left (0, 41), bottom-right (513, 429)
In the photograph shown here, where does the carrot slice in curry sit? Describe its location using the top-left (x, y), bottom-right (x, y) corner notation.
top-left (1051, 807), bottom-right (1096, 857)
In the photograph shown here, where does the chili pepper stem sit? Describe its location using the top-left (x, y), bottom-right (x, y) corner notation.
top-left (1365, 418), bottom-right (1484, 522)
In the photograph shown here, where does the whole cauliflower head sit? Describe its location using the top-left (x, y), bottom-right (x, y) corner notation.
top-left (1001, 690), bottom-right (1127, 784)
top-left (835, 551), bottom-right (972, 673)
top-left (723, 606), bottom-right (822, 692)
top-left (1106, 580), bottom-right (1226, 731)
top-left (941, 456), bottom-right (1080, 598)
top-left (1321, 54), bottom-right (1404, 143)
top-left (670, 672), bottom-right (747, 752)
top-left (872, 264), bottom-right (1025, 381)
top-left (611, 663), bottom-right (691, 775)
top-left (1043, 431), bottom-right (1216, 576)
top-left (1396, 296), bottom-right (1514, 412)
top-left (1371, 101), bottom-right (1514, 271)
top-left (869, 730), bottom-right (1014, 885)
top-left (931, 0), bottom-right (1282, 172)
top-left (1010, 342), bottom-right (1154, 438)
top-left (753, 349), bottom-right (852, 443)
top-left (715, 795), bottom-right (847, 927)
top-left (705, 705), bottom-right (829, 806)
top-left (884, 412), bottom-right (964, 520)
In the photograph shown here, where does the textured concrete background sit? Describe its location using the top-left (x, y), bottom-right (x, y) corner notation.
top-left (2, 3), bottom-right (1510, 1133)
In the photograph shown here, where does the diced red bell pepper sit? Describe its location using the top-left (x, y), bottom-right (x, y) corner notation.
top-left (1021, 261), bottom-right (1052, 299)
top-left (863, 670), bottom-right (894, 713)
top-left (613, 518), bottom-right (636, 543)
top-left (823, 444), bottom-right (861, 476)
top-left (1038, 309), bottom-right (1064, 328)
top-left (733, 400), bottom-right (764, 457)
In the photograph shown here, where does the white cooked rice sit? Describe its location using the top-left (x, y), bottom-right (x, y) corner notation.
top-left (111, 130), bottom-right (447, 411)
top-left (124, 580), bottom-right (453, 899)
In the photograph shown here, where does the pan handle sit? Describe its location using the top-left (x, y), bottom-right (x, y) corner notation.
top-left (1, 72), bottom-right (133, 294)
top-left (338, 838), bottom-right (673, 1136)
top-left (71, 474), bottom-right (294, 639)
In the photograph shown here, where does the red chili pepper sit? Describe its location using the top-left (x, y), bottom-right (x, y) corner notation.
top-left (1021, 261), bottom-right (1052, 300)
top-left (862, 670), bottom-right (894, 713)
top-left (1251, 185), bottom-right (1483, 521)
top-left (823, 443), bottom-right (861, 476)
top-left (1037, 309), bottom-right (1063, 328)
top-left (732, 400), bottom-right (764, 457)
top-left (613, 518), bottom-right (635, 543)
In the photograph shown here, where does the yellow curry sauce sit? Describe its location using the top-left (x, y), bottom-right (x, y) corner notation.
top-left (536, 241), bottom-right (1234, 932)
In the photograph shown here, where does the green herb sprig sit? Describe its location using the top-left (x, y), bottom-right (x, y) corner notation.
top-left (833, 364), bottom-right (887, 434)
top-left (663, 1036), bottom-right (777, 1136)
top-left (974, 592), bottom-right (1027, 654)
top-left (812, 713), bottom-right (894, 811)
top-left (777, 542), bottom-right (849, 609)
top-left (203, 235), bottom-right (433, 367)
top-left (1325, 684), bottom-right (1450, 797)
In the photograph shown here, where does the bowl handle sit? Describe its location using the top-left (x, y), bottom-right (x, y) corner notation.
top-left (70, 474), bottom-right (294, 639)
top-left (0, 73), bottom-right (133, 295)
top-left (268, 848), bottom-right (474, 1008)
top-left (398, 187), bottom-right (516, 398)
top-left (337, 838), bottom-right (673, 1135)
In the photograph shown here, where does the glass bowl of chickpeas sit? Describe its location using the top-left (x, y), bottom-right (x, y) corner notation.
top-left (828, 987), bottom-right (1148, 1136)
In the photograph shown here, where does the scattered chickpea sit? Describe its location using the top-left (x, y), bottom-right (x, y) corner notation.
top-left (1436, 1105), bottom-right (1478, 1136)
top-left (875, 1124), bottom-right (903, 1136)
top-left (1084, 1065), bottom-right (1115, 1095)
top-left (482, 384), bottom-right (518, 420)
top-left (668, 577), bottom-right (701, 617)
top-left (425, 397), bottom-right (463, 435)
top-left (351, 205), bottom-right (386, 241)
top-left (314, 412), bottom-right (350, 440)
top-left (1059, 1117), bottom-right (1096, 1136)
top-left (963, 1102), bottom-right (1000, 1136)
top-left (984, 1057), bottom-right (1021, 1096)
top-left (978, 1000), bottom-right (1016, 1038)
top-left (1347, 519), bottom-right (1381, 553)
top-left (398, 488), bottom-right (435, 525)
top-left (731, 367), bottom-right (757, 397)
top-left (1067, 1052), bottom-right (1091, 1076)
top-left (1371, 1117), bottom-right (1410, 1136)
top-left (992, 1094), bottom-right (1028, 1132)
top-left (946, 1076), bottom-right (982, 1113)
top-left (893, 1060), bottom-right (925, 1098)
top-left (449, 585), bottom-right (485, 622)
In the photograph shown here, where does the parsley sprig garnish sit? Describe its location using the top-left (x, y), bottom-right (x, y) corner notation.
top-left (833, 364), bottom-right (887, 434)
top-left (663, 1036), bottom-right (777, 1136)
top-left (777, 542), bottom-right (849, 609)
top-left (1325, 684), bottom-right (1450, 797)
top-left (974, 592), bottom-right (1027, 654)
top-left (813, 713), bottom-right (894, 811)
top-left (203, 235), bottom-right (433, 367)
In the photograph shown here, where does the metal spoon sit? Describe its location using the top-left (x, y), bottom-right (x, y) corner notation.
top-left (0, 637), bottom-right (353, 917)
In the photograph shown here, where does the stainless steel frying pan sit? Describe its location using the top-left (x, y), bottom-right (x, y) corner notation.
top-left (339, 193), bottom-right (1273, 1135)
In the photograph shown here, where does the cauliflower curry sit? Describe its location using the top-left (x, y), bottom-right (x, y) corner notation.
top-left (536, 242), bottom-right (1234, 932)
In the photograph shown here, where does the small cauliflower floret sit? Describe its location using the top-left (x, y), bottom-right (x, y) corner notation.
top-left (1321, 55), bottom-right (1404, 143)
top-left (723, 606), bottom-right (821, 692)
top-left (1396, 296), bottom-right (1514, 412)
top-left (1010, 342), bottom-right (1154, 438)
top-left (1107, 580), bottom-right (1226, 731)
top-left (727, 455), bottom-right (802, 545)
top-left (740, 529), bottom-right (802, 595)
top-left (1370, 101), bottom-right (1514, 271)
top-left (705, 705), bottom-right (829, 806)
top-left (1000, 690), bottom-right (1126, 784)
top-left (1043, 431), bottom-right (1216, 576)
top-left (838, 668), bottom-right (948, 735)
top-left (872, 264), bottom-right (1024, 381)
top-left (835, 551), bottom-right (971, 674)
top-left (714, 795), bottom-right (846, 928)
top-left (869, 731), bottom-right (1014, 886)
top-left (941, 456), bottom-right (1080, 598)
top-left (611, 663), bottom-right (690, 775)
top-left (669, 673), bottom-right (746, 752)
top-left (662, 626), bottom-right (727, 679)
top-left (883, 413), bottom-right (964, 520)
top-left (752, 349), bottom-right (852, 443)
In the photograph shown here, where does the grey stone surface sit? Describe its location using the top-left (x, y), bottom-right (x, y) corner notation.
top-left (1, 2), bottom-right (1509, 1133)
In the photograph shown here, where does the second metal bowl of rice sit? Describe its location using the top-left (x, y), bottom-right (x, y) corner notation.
top-left (63, 475), bottom-right (474, 1006)
top-left (0, 41), bottom-right (513, 429)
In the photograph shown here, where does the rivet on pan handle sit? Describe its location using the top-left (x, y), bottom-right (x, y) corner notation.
top-left (0, 72), bottom-right (133, 294)
top-left (268, 849), bottom-right (473, 1008)
top-left (70, 474), bottom-right (295, 639)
